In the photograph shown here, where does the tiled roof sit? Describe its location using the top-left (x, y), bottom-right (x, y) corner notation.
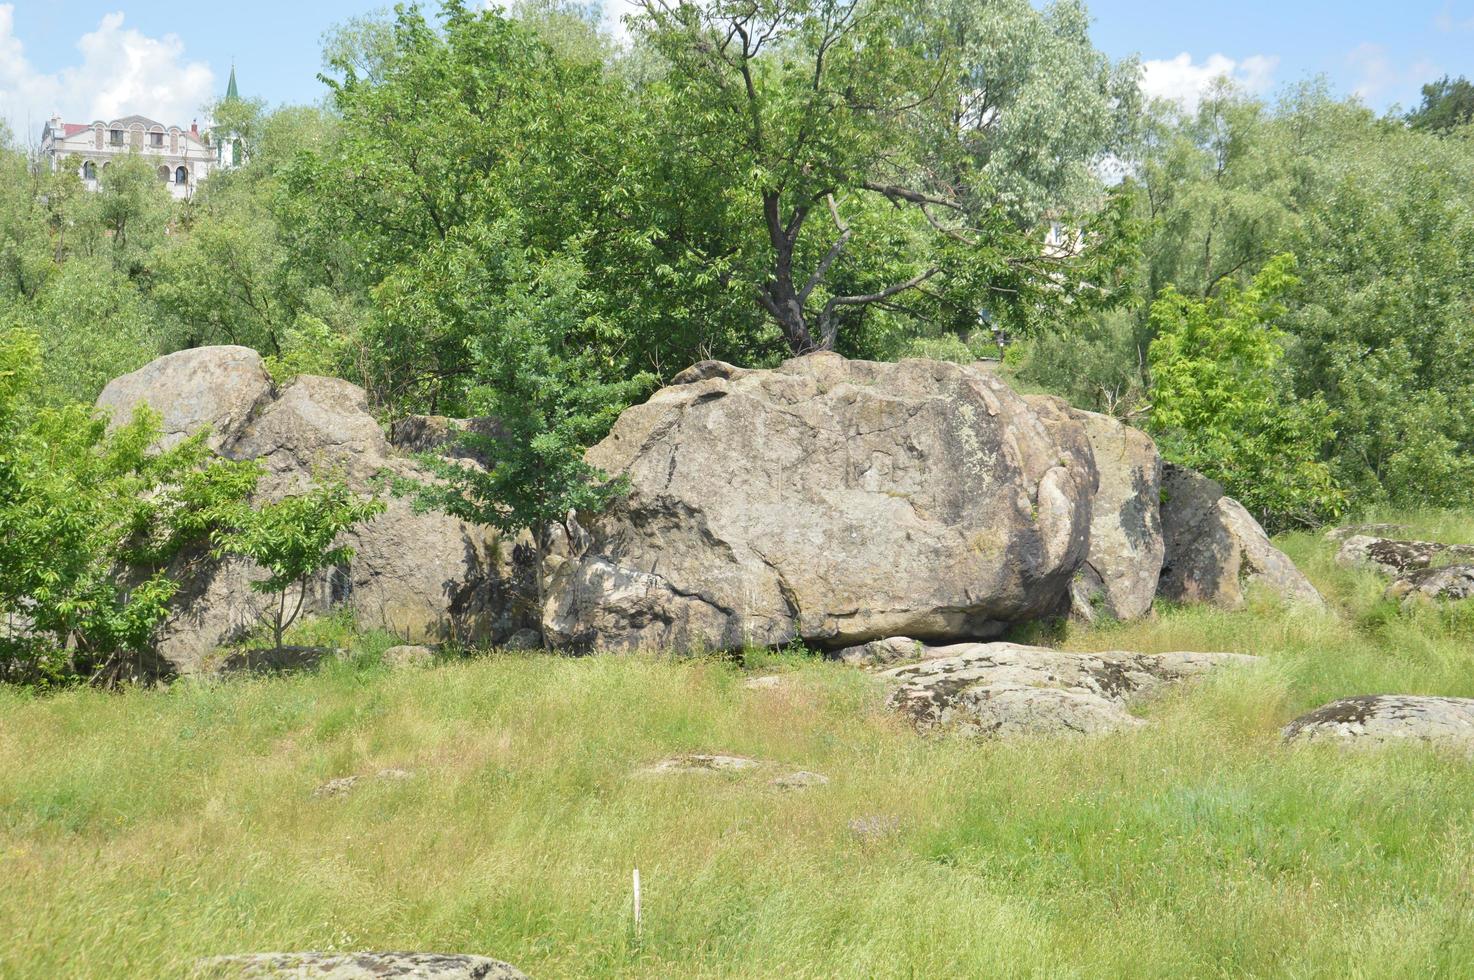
top-left (62, 124), bottom-right (89, 137)
top-left (108, 114), bottom-right (166, 129)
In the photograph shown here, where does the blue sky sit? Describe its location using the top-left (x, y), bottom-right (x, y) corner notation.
top-left (2, 0), bottom-right (1471, 138)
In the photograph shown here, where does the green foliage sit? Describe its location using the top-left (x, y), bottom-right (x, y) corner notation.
top-left (0, 330), bottom-right (259, 687)
top-left (1407, 75), bottom-right (1474, 133)
top-left (1147, 254), bottom-right (1343, 529)
top-left (210, 479), bottom-right (385, 652)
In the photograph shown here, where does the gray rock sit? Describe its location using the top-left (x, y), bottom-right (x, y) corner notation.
top-left (772, 770), bottom-right (829, 789)
top-left (382, 645), bottom-right (436, 669)
top-left (97, 345), bottom-right (273, 452)
top-left (1335, 535), bottom-right (1474, 577)
top-left (1387, 564), bottom-right (1474, 603)
top-left (1324, 523), bottom-right (1410, 542)
top-left (1036, 401), bottom-right (1163, 622)
top-left (832, 636), bottom-right (931, 667)
top-left (878, 641), bottom-right (1255, 738)
top-left (503, 628), bottom-right (542, 651)
top-left (642, 754), bottom-right (762, 775)
top-left (1282, 695), bottom-right (1474, 753)
top-left (99, 355), bottom-right (530, 676)
top-left (220, 645), bottom-right (339, 674)
top-left (313, 769), bottom-right (415, 799)
top-left (543, 354), bottom-right (1096, 653)
top-left (1157, 464), bottom-right (1323, 609)
top-left (196, 952), bottom-right (527, 979)
top-left (848, 814), bottom-right (902, 842)
top-left (743, 674), bottom-right (784, 689)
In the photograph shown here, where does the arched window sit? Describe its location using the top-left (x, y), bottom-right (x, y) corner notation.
top-left (174, 166), bottom-right (188, 186)
top-left (82, 161), bottom-right (97, 181)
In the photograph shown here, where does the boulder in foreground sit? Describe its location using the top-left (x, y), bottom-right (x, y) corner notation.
top-left (196, 952), bottom-right (527, 979)
top-left (876, 641), bottom-right (1255, 738)
top-left (1387, 565), bottom-right (1474, 603)
top-left (543, 354), bottom-right (1097, 652)
top-left (1335, 534), bottom-right (1474, 577)
top-left (1283, 695), bottom-right (1474, 753)
top-left (1157, 464), bottom-right (1323, 609)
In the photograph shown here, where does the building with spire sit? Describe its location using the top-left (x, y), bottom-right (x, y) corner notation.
top-left (39, 67), bottom-right (245, 198)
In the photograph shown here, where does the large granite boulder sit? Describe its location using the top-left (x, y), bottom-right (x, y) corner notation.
top-left (1157, 464), bottom-right (1323, 609)
top-left (1026, 398), bottom-right (1164, 622)
top-left (96, 345), bottom-right (273, 452)
top-left (1283, 695), bottom-right (1474, 753)
top-left (1335, 534), bottom-right (1474, 577)
top-left (876, 641), bottom-right (1255, 738)
top-left (542, 354), bottom-right (1097, 652)
top-left (197, 952), bottom-right (527, 979)
top-left (98, 348), bottom-right (523, 674)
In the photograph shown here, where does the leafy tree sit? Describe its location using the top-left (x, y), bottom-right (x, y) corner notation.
top-left (0, 329), bottom-right (259, 687)
top-left (1408, 75), bottom-right (1474, 133)
top-left (211, 480), bottom-right (385, 653)
top-left (388, 235), bottom-right (651, 617)
top-left (1147, 254), bottom-right (1344, 529)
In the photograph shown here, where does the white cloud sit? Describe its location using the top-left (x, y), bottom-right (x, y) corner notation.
top-left (1347, 42), bottom-right (1438, 105)
top-left (0, 5), bottom-right (215, 141)
top-left (1140, 52), bottom-right (1280, 113)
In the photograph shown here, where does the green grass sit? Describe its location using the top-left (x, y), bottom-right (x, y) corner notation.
top-left (6, 516), bottom-right (1474, 977)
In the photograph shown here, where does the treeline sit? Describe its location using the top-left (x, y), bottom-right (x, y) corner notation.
top-left (4, 0), bottom-right (1474, 535)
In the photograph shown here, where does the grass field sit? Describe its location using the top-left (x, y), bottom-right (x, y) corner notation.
top-left (6, 514), bottom-right (1474, 977)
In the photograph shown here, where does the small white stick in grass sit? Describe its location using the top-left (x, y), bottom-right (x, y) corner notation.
top-left (633, 867), bottom-right (642, 944)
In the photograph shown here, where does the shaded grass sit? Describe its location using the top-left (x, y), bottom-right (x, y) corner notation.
top-left (5, 518), bottom-right (1474, 976)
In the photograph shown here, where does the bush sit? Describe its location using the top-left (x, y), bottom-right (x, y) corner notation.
top-left (0, 329), bottom-right (259, 687)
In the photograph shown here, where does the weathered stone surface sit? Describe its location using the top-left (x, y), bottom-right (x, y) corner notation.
top-left (196, 952), bottom-right (527, 979)
top-left (1324, 523), bottom-right (1410, 543)
top-left (313, 768), bottom-right (415, 799)
top-left (878, 641), bottom-right (1255, 738)
top-left (832, 636), bottom-right (932, 668)
top-left (642, 754), bottom-right (762, 775)
top-left (502, 628), bottom-right (542, 651)
top-left (98, 354), bottom-right (526, 675)
top-left (382, 645), bottom-right (436, 669)
top-left (543, 354), bottom-right (1097, 653)
top-left (1030, 400), bottom-right (1163, 622)
top-left (96, 345), bottom-right (273, 452)
top-left (1387, 565), bottom-right (1474, 603)
top-left (388, 415), bottom-right (503, 467)
top-left (771, 770), bottom-right (829, 789)
top-left (1335, 535), bottom-right (1474, 577)
top-left (1157, 464), bottom-right (1323, 609)
top-left (1283, 695), bottom-right (1474, 752)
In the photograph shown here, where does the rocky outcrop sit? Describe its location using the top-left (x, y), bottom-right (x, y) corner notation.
top-left (99, 348), bottom-right (526, 675)
top-left (1387, 565), bottom-right (1474, 603)
top-left (1335, 535), bottom-right (1474, 576)
top-left (1325, 523), bottom-right (1409, 543)
top-left (877, 641), bottom-right (1255, 738)
top-left (96, 345), bottom-right (273, 452)
top-left (1027, 399), bottom-right (1164, 622)
top-left (196, 952), bottom-right (528, 979)
top-left (543, 354), bottom-right (1097, 653)
top-left (1283, 695), bottom-right (1474, 752)
top-left (1157, 464), bottom-right (1323, 609)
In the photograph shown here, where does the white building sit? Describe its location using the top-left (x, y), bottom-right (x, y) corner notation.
top-left (41, 114), bottom-right (218, 199)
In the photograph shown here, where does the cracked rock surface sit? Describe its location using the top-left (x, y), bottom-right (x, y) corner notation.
top-left (542, 353), bottom-right (1097, 652)
top-left (98, 347), bottom-right (527, 675)
top-left (196, 952), bottom-right (528, 979)
top-left (1283, 695), bottom-right (1474, 752)
top-left (876, 641), bottom-right (1255, 738)
top-left (1387, 564), bottom-right (1474, 602)
top-left (1336, 535), bottom-right (1474, 577)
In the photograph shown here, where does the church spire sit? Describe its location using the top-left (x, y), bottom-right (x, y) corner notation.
top-left (225, 64), bottom-right (239, 102)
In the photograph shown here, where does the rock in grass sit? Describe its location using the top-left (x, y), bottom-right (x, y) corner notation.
top-left (1324, 523), bottom-right (1410, 542)
top-left (1337, 535), bottom-right (1474, 577)
top-left (1157, 464), bottom-right (1323, 609)
top-left (848, 814), bottom-right (902, 842)
top-left (1283, 695), bottom-right (1474, 752)
top-left (771, 770), bottom-right (829, 790)
top-left (1387, 565), bottom-right (1474, 603)
top-left (382, 644), bottom-right (436, 669)
top-left (878, 641), bottom-right (1255, 738)
top-left (642, 754), bottom-right (762, 775)
top-left (196, 951), bottom-right (527, 979)
top-left (313, 769), bottom-right (415, 799)
top-left (833, 637), bottom-right (933, 668)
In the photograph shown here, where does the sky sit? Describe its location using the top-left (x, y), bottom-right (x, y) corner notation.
top-left (2, 0), bottom-right (1471, 140)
